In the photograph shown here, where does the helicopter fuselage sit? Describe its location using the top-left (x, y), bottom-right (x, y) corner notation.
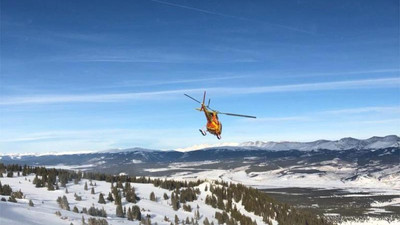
top-left (185, 91), bottom-right (254, 140)
top-left (200, 104), bottom-right (222, 137)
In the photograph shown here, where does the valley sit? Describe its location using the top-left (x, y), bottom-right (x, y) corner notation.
top-left (1, 136), bottom-right (399, 224)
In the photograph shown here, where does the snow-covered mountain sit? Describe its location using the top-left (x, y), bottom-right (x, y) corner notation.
top-left (98, 147), bottom-right (158, 154)
top-left (239, 135), bottom-right (400, 151)
top-left (1, 136), bottom-right (398, 159)
top-left (1, 136), bottom-right (399, 178)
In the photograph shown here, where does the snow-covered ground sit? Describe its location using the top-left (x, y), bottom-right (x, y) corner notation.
top-left (338, 217), bottom-right (400, 225)
top-left (144, 161), bottom-right (220, 173)
top-left (1, 170), bottom-right (399, 225)
top-left (41, 164), bottom-right (95, 171)
top-left (168, 164), bottom-right (400, 194)
top-left (0, 172), bottom-right (275, 225)
top-left (164, 164), bottom-right (400, 225)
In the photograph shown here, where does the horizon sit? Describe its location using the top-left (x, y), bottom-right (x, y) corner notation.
top-left (0, 134), bottom-right (398, 155)
top-left (1, 1), bottom-right (399, 154)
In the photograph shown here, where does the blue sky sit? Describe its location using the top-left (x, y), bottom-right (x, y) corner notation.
top-left (1, 0), bottom-right (399, 153)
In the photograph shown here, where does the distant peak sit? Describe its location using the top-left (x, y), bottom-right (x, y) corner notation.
top-left (237, 135), bottom-right (399, 151)
top-left (98, 147), bottom-right (158, 153)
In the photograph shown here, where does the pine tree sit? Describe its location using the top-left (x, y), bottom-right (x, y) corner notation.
top-left (81, 216), bottom-right (86, 225)
top-left (47, 182), bottom-right (55, 191)
top-left (145, 217), bottom-right (152, 225)
top-left (1, 184), bottom-right (12, 196)
top-left (73, 206), bottom-right (79, 213)
top-left (98, 193), bottom-right (106, 204)
top-left (13, 190), bottom-right (23, 199)
top-left (107, 192), bottom-right (114, 202)
top-left (8, 195), bottom-right (17, 203)
top-left (127, 207), bottom-right (133, 221)
top-left (74, 193), bottom-right (82, 201)
top-left (101, 207), bottom-right (107, 218)
top-left (174, 215), bottom-right (179, 225)
top-left (84, 182), bottom-right (88, 191)
top-left (116, 203), bottom-right (124, 217)
top-left (115, 191), bottom-right (121, 205)
top-left (91, 187), bottom-right (95, 194)
top-left (183, 204), bottom-right (192, 212)
top-left (57, 196), bottom-right (70, 210)
top-left (195, 209), bottom-right (200, 220)
top-left (65, 188), bottom-right (68, 194)
top-left (125, 187), bottom-right (137, 203)
top-left (62, 195), bottom-right (70, 211)
top-left (29, 199), bottom-right (34, 207)
top-left (171, 193), bottom-right (180, 210)
top-left (203, 217), bottom-right (210, 225)
top-left (117, 181), bottom-right (123, 189)
top-left (150, 192), bottom-right (156, 201)
top-left (163, 193), bottom-right (169, 200)
top-left (132, 205), bottom-right (141, 220)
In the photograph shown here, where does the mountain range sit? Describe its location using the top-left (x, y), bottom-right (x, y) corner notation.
top-left (0, 135), bottom-right (398, 180)
top-left (238, 135), bottom-right (399, 151)
top-left (1, 135), bottom-right (398, 158)
top-left (1, 135), bottom-right (399, 225)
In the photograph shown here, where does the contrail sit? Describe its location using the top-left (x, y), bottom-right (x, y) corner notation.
top-left (149, 0), bottom-right (316, 35)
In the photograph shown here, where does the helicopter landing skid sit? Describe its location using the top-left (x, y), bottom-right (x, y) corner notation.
top-left (199, 129), bottom-right (206, 136)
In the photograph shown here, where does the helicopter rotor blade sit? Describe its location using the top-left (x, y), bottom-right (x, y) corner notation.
top-left (206, 106), bottom-right (216, 112)
top-left (184, 94), bottom-right (201, 104)
top-left (218, 112), bottom-right (256, 119)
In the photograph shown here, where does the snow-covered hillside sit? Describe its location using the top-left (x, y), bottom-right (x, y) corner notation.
top-left (0, 172), bottom-right (280, 225)
top-left (1, 167), bottom-right (399, 225)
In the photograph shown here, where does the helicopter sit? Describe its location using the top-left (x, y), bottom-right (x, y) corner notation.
top-left (184, 91), bottom-right (256, 140)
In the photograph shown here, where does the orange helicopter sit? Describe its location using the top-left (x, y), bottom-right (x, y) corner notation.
top-left (184, 91), bottom-right (256, 140)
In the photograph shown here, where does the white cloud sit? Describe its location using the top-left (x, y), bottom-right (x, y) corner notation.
top-left (322, 106), bottom-right (400, 114)
top-left (290, 68), bottom-right (400, 78)
top-left (0, 88), bottom-right (203, 105)
top-left (244, 116), bottom-right (310, 122)
top-left (226, 77), bottom-right (400, 94)
top-left (114, 75), bottom-right (248, 88)
top-left (1, 77), bottom-right (398, 105)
